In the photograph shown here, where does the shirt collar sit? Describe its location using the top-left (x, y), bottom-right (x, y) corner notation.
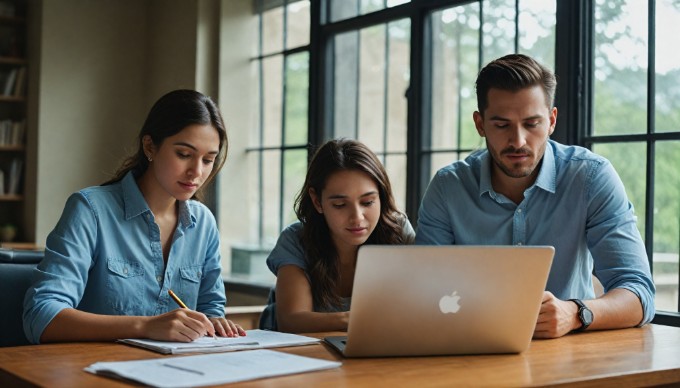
top-left (121, 171), bottom-right (196, 228)
top-left (479, 152), bottom-right (494, 197)
top-left (478, 140), bottom-right (557, 196)
top-left (178, 201), bottom-right (195, 229)
top-left (122, 171), bottom-right (150, 220)
top-left (535, 140), bottom-right (557, 194)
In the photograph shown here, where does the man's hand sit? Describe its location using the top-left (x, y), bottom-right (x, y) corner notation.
top-left (533, 291), bottom-right (581, 339)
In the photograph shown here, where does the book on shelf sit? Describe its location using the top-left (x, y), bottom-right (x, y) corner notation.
top-left (12, 66), bottom-right (25, 97)
top-left (1, 67), bottom-right (16, 96)
top-left (5, 157), bottom-right (21, 195)
top-left (0, 119), bottom-right (24, 146)
top-left (0, 66), bottom-right (25, 97)
top-left (0, 168), bottom-right (4, 195)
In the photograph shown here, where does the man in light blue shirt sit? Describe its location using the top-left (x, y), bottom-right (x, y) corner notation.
top-left (416, 54), bottom-right (655, 338)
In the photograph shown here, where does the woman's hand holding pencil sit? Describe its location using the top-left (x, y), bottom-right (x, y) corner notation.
top-left (168, 289), bottom-right (246, 339)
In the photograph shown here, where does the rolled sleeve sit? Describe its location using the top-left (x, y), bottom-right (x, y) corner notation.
top-left (586, 160), bottom-right (656, 325)
top-left (23, 193), bottom-right (98, 344)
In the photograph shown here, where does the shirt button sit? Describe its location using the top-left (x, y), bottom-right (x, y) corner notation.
top-left (197, 271), bottom-right (202, 277)
top-left (123, 267), bottom-right (128, 274)
top-left (157, 276), bottom-right (162, 283)
top-left (517, 209), bottom-right (522, 213)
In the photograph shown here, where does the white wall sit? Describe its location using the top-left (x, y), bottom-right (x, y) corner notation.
top-left (33, 0), bottom-right (202, 244)
top-left (217, 0), bottom-right (259, 270)
top-left (35, 0), bottom-right (148, 243)
top-left (146, 0), bottom-right (199, 101)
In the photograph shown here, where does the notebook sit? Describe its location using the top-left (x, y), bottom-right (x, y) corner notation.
top-left (119, 329), bottom-right (319, 354)
top-left (85, 349), bottom-right (341, 387)
top-left (324, 245), bottom-right (554, 357)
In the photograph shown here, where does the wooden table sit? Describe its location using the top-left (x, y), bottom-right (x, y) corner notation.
top-left (1, 324), bottom-right (680, 387)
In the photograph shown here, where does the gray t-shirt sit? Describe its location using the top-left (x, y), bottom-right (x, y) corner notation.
top-left (259, 215), bottom-right (415, 330)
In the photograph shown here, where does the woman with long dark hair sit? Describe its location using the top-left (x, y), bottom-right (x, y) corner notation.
top-left (260, 138), bottom-right (414, 332)
top-left (23, 90), bottom-right (245, 344)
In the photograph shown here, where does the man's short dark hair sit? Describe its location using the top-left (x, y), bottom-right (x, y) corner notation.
top-left (475, 54), bottom-right (557, 115)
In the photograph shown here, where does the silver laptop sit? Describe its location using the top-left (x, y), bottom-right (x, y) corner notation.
top-left (324, 245), bottom-right (554, 357)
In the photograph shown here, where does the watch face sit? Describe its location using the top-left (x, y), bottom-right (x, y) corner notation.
top-left (581, 308), bottom-right (594, 325)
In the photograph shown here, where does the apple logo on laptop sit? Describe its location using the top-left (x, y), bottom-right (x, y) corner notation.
top-left (439, 291), bottom-right (461, 314)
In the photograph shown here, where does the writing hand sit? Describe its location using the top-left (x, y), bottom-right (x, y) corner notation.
top-left (143, 309), bottom-right (216, 342)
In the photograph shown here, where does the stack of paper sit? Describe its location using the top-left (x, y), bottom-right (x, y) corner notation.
top-left (118, 329), bottom-right (320, 354)
top-left (85, 349), bottom-right (341, 387)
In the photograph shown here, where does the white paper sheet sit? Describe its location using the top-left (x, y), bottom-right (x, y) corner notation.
top-left (85, 349), bottom-right (341, 387)
top-left (118, 329), bottom-right (320, 354)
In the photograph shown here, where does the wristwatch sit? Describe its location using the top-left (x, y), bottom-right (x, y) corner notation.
top-left (570, 299), bottom-right (593, 332)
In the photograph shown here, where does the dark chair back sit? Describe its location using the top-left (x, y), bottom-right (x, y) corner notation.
top-left (0, 248), bottom-right (44, 347)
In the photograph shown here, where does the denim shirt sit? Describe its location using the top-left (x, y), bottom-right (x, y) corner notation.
top-left (23, 171), bottom-right (226, 344)
top-left (416, 140), bottom-right (656, 325)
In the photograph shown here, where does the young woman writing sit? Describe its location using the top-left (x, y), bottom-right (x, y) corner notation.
top-left (23, 90), bottom-right (245, 344)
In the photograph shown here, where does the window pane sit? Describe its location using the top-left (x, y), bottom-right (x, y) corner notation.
top-left (591, 143), bottom-right (647, 239)
top-left (361, 0), bottom-right (384, 15)
top-left (357, 25), bottom-right (386, 152)
top-left (329, 0), bottom-right (359, 23)
top-left (287, 0), bottom-right (310, 49)
top-left (387, 0), bottom-right (410, 7)
top-left (282, 149), bottom-right (307, 227)
top-left (244, 152), bottom-right (262, 244)
top-left (333, 30), bottom-right (359, 139)
top-left (262, 6), bottom-right (283, 55)
top-left (285, 52), bottom-right (309, 146)
top-left (328, 0), bottom-right (411, 23)
top-left (653, 141), bottom-right (680, 312)
top-left (262, 150), bottom-right (281, 245)
top-left (518, 0), bottom-right (556, 70)
top-left (386, 19), bottom-right (410, 153)
top-left (384, 154), bottom-right (407, 213)
top-left (334, 20), bottom-right (410, 153)
top-left (655, 0), bottom-right (680, 133)
top-left (430, 4), bottom-right (482, 153)
top-left (593, 0), bottom-right (648, 136)
top-left (262, 56), bottom-right (283, 148)
top-left (482, 0), bottom-right (515, 65)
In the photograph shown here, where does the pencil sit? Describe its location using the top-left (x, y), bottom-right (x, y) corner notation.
top-left (168, 289), bottom-right (189, 309)
top-left (168, 289), bottom-right (216, 339)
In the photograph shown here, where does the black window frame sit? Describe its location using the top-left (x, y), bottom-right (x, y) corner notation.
top-left (250, 0), bottom-right (311, 246)
top-left (248, 0), bottom-right (680, 326)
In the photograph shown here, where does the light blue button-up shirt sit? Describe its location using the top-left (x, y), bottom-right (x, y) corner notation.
top-left (23, 171), bottom-right (226, 344)
top-left (416, 140), bottom-right (655, 324)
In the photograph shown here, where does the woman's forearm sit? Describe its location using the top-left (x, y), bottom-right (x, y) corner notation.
top-left (276, 310), bottom-right (349, 333)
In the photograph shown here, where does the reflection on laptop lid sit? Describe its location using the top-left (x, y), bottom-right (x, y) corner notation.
top-left (324, 245), bottom-right (554, 358)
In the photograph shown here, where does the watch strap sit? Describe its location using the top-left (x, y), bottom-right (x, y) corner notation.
top-left (569, 299), bottom-right (592, 332)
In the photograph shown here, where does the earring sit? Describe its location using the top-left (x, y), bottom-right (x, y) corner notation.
top-left (147, 156), bottom-right (152, 162)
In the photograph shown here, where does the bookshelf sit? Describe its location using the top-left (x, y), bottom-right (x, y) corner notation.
top-left (0, 0), bottom-right (29, 247)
